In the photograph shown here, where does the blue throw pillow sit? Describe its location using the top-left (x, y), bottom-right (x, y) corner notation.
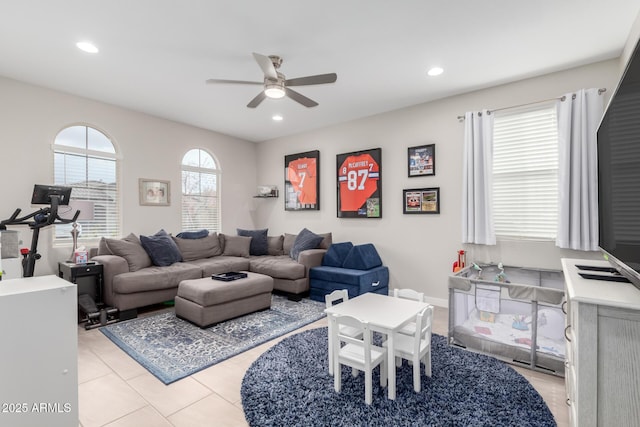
top-left (237, 228), bottom-right (269, 256)
top-left (322, 242), bottom-right (354, 267)
top-left (342, 243), bottom-right (383, 270)
top-left (290, 228), bottom-right (324, 260)
top-left (140, 229), bottom-right (183, 266)
top-left (175, 229), bottom-right (209, 239)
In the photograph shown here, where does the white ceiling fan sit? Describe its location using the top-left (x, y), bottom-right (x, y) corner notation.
top-left (206, 52), bottom-right (337, 108)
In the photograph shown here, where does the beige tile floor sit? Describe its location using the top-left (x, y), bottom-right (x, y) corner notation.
top-left (77, 305), bottom-right (568, 427)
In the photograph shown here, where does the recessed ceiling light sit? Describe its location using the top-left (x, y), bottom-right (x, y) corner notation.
top-left (272, 115), bottom-right (283, 121)
top-left (76, 41), bottom-right (99, 54)
top-left (427, 67), bottom-right (444, 77)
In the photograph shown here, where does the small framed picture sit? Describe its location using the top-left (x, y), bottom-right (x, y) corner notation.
top-left (139, 179), bottom-right (170, 206)
top-left (403, 187), bottom-right (440, 214)
top-left (408, 144), bottom-right (435, 177)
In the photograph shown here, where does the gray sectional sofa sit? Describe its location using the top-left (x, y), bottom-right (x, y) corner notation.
top-left (90, 229), bottom-right (331, 319)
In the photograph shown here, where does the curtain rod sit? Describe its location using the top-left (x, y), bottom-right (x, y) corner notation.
top-left (456, 88), bottom-right (607, 121)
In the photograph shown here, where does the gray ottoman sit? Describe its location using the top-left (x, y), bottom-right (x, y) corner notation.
top-left (174, 272), bottom-right (274, 327)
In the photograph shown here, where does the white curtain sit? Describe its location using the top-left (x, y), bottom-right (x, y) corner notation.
top-left (462, 110), bottom-right (496, 245)
top-left (556, 88), bottom-right (604, 251)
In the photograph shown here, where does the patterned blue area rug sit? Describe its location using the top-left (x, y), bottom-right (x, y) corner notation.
top-left (100, 295), bottom-right (326, 384)
top-left (241, 328), bottom-right (557, 427)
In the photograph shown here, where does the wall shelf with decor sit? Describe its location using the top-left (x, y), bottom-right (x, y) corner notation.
top-left (254, 185), bottom-right (279, 198)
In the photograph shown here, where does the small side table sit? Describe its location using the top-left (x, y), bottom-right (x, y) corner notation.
top-left (58, 262), bottom-right (104, 304)
top-left (59, 262), bottom-right (109, 328)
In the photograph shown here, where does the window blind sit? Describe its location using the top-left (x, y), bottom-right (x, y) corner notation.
top-left (492, 103), bottom-right (558, 240)
top-left (181, 149), bottom-right (220, 232)
top-left (53, 126), bottom-right (120, 243)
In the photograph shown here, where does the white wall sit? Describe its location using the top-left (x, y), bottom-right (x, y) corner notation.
top-left (0, 76), bottom-right (256, 277)
top-left (621, 11), bottom-right (640, 72)
top-left (255, 59), bottom-right (620, 306)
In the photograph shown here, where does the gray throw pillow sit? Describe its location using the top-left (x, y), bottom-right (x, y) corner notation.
top-left (172, 232), bottom-right (222, 261)
top-left (283, 233), bottom-right (297, 255)
top-left (237, 228), bottom-right (269, 256)
top-left (267, 235), bottom-right (284, 255)
top-left (317, 232), bottom-right (333, 249)
top-left (103, 233), bottom-right (152, 272)
top-left (140, 229), bottom-right (183, 267)
top-left (221, 234), bottom-right (251, 257)
top-left (97, 237), bottom-right (112, 255)
top-left (290, 228), bottom-right (324, 260)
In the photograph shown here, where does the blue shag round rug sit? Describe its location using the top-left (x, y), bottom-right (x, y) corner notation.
top-left (241, 327), bottom-right (556, 427)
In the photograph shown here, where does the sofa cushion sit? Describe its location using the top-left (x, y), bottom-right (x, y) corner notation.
top-left (112, 263), bottom-right (202, 294)
top-left (237, 228), bottom-right (269, 256)
top-left (140, 229), bottom-right (183, 267)
top-left (102, 233), bottom-right (152, 272)
top-left (267, 235), bottom-right (284, 255)
top-left (175, 229), bottom-right (209, 239)
top-left (342, 243), bottom-right (383, 270)
top-left (309, 265), bottom-right (389, 301)
top-left (187, 256), bottom-right (251, 276)
top-left (172, 233), bottom-right (222, 261)
top-left (249, 255), bottom-right (306, 280)
top-left (290, 228), bottom-right (324, 260)
top-left (322, 242), bottom-right (354, 267)
top-left (221, 234), bottom-right (251, 257)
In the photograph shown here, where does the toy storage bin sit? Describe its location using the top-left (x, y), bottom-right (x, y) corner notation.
top-left (448, 264), bottom-right (566, 376)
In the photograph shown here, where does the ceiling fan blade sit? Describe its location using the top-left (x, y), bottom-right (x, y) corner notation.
top-left (285, 87), bottom-right (318, 108)
top-left (252, 52), bottom-right (278, 80)
top-left (206, 78), bottom-right (262, 85)
top-left (247, 91), bottom-right (267, 108)
top-left (285, 73), bottom-right (337, 87)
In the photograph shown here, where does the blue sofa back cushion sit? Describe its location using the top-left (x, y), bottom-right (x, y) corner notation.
top-left (237, 228), bottom-right (269, 256)
top-left (342, 243), bottom-right (383, 270)
top-left (322, 242), bottom-right (354, 267)
top-left (175, 229), bottom-right (209, 239)
top-left (290, 228), bottom-right (324, 260)
top-left (140, 229), bottom-right (183, 266)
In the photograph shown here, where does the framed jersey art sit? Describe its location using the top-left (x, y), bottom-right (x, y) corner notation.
top-left (285, 150), bottom-right (320, 211)
top-left (336, 148), bottom-right (382, 218)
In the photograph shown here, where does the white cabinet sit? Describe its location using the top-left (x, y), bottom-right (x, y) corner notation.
top-left (0, 275), bottom-right (78, 427)
top-left (562, 258), bottom-right (640, 427)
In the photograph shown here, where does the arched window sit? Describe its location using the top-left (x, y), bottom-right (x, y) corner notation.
top-left (181, 148), bottom-right (221, 232)
top-left (53, 125), bottom-right (119, 244)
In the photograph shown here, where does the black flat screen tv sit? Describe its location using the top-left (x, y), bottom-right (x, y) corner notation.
top-left (31, 184), bottom-right (72, 205)
top-left (597, 37), bottom-right (640, 290)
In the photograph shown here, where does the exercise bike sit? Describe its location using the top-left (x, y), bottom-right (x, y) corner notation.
top-left (1, 185), bottom-right (118, 329)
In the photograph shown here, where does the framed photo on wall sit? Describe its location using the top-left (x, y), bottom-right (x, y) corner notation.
top-left (336, 148), bottom-right (382, 218)
top-left (139, 179), bottom-right (170, 206)
top-left (284, 150), bottom-right (320, 211)
top-left (408, 144), bottom-right (435, 177)
top-left (403, 187), bottom-right (439, 214)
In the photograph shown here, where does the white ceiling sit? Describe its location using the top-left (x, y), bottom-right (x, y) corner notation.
top-left (1, 1), bottom-right (639, 142)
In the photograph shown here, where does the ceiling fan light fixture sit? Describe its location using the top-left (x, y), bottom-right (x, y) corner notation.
top-left (264, 84), bottom-right (285, 99)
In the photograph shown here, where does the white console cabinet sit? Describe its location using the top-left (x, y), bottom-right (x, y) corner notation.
top-left (0, 275), bottom-right (78, 427)
top-left (562, 258), bottom-right (640, 427)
